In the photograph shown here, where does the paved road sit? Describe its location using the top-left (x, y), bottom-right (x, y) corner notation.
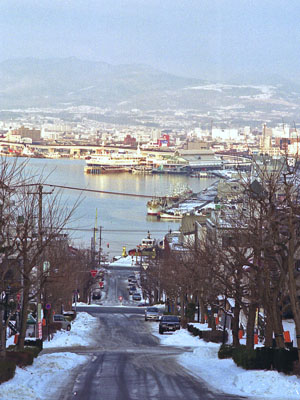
top-left (59, 267), bottom-right (248, 400)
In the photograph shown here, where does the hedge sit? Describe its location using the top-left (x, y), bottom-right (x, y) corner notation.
top-left (187, 323), bottom-right (227, 343)
top-left (0, 358), bottom-right (16, 384)
top-left (218, 344), bottom-right (234, 359)
top-left (232, 345), bottom-right (257, 369)
top-left (23, 346), bottom-right (41, 358)
top-left (231, 345), bottom-right (298, 374)
top-left (6, 350), bottom-right (34, 367)
top-left (24, 339), bottom-right (43, 351)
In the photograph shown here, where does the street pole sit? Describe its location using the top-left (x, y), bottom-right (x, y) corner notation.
top-left (222, 289), bottom-right (228, 345)
top-left (99, 226), bottom-right (102, 265)
top-left (29, 184), bottom-right (52, 339)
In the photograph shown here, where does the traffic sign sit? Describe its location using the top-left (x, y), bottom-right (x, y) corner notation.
top-left (99, 281), bottom-right (104, 288)
top-left (119, 296), bottom-right (123, 301)
top-left (45, 303), bottom-right (51, 310)
top-left (90, 270), bottom-right (97, 278)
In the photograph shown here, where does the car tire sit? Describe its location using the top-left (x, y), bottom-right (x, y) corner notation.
top-left (159, 328), bottom-right (164, 334)
top-left (145, 318), bottom-right (147, 321)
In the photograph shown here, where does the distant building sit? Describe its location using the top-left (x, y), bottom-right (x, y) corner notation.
top-left (178, 141), bottom-right (223, 170)
top-left (212, 128), bottom-right (238, 141)
top-left (12, 126), bottom-right (41, 142)
top-left (124, 134), bottom-right (136, 146)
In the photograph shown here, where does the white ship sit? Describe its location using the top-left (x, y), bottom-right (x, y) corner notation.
top-left (158, 208), bottom-right (184, 220)
top-left (85, 149), bottom-right (146, 174)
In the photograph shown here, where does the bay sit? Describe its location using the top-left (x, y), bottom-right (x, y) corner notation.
top-left (18, 158), bottom-right (216, 257)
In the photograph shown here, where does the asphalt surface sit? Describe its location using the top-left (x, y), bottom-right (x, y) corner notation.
top-left (59, 267), bottom-right (248, 400)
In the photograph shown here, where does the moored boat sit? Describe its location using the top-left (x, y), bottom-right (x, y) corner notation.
top-left (158, 209), bottom-right (184, 220)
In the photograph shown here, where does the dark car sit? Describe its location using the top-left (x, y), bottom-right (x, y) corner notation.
top-left (129, 285), bottom-right (137, 295)
top-left (128, 274), bottom-right (135, 282)
top-left (145, 307), bottom-right (160, 321)
top-left (132, 292), bottom-right (142, 301)
top-left (92, 289), bottom-right (101, 300)
top-left (159, 315), bottom-right (180, 334)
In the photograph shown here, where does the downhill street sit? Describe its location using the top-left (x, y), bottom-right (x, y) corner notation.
top-left (59, 266), bottom-right (247, 400)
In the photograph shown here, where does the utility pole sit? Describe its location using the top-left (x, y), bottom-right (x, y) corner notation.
top-left (29, 184), bottom-right (53, 339)
top-left (99, 226), bottom-right (102, 265)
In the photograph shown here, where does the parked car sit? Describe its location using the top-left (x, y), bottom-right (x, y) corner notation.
top-left (145, 307), bottom-right (160, 321)
top-left (128, 274), bottom-right (135, 282)
top-left (53, 314), bottom-right (71, 331)
top-left (159, 315), bottom-right (180, 334)
top-left (129, 285), bottom-right (137, 295)
top-left (132, 292), bottom-right (142, 301)
top-left (92, 289), bottom-right (101, 300)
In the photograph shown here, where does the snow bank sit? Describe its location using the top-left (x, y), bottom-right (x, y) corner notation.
top-left (189, 322), bottom-right (212, 331)
top-left (72, 301), bottom-right (102, 307)
top-left (43, 311), bottom-right (99, 348)
top-left (0, 352), bottom-right (88, 400)
top-left (109, 255), bottom-right (135, 267)
top-left (153, 325), bottom-right (300, 399)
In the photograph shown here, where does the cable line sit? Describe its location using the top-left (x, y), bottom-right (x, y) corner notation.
top-left (14, 182), bottom-right (153, 198)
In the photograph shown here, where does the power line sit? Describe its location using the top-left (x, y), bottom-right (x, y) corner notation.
top-left (14, 182), bottom-right (153, 198)
top-left (45, 227), bottom-right (170, 233)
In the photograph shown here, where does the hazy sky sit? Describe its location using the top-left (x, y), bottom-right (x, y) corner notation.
top-left (1, 0), bottom-right (299, 81)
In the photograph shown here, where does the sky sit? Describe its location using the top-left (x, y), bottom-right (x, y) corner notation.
top-left (1, 0), bottom-right (300, 81)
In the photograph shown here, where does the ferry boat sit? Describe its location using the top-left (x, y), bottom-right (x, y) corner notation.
top-left (84, 150), bottom-right (146, 174)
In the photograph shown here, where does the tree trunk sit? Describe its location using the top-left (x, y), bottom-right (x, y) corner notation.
top-left (180, 293), bottom-right (185, 321)
top-left (246, 302), bottom-right (257, 349)
top-left (199, 298), bottom-right (205, 323)
top-left (232, 301), bottom-right (240, 347)
top-left (0, 310), bottom-right (6, 357)
top-left (17, 283), bottom-right (30, 350)
top-left (272, 296), bottom-right (285, 348)
top-left (287, 251), bottom-right (300, 361)
top-left (286, 211), bottom-right (300, 362)
top-left (264, 304), bottom-right (274, 347)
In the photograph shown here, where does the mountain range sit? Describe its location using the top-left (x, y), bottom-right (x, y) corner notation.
top-left (0, 58), bottom-right (299, 120)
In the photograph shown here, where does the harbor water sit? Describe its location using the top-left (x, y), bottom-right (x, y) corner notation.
top-left (18, 158), bottom-right (216, 257)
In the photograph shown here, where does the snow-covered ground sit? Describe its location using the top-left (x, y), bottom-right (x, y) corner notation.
top-left (0, 312), bottom-right (98, 400)
top-left (0, 352), bottom-right (88, 400)
top-left (109, 255), bottom-right (136, 267)
top-left (151, 322), bottom-right (300, 400)
top-left (43, 311), bottom-right (100, 348)
top-left (2, 309), bottom-right (300, 400)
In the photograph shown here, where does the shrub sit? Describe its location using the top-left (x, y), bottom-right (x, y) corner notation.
top-left (232, 345), bottom-right (257, 369)
top-left (273, 348), bottom-right (298, 374)
top-left (255, 347), bottom-right (273, 370)
top-left (6, 350), bottom-right (34, 367)
top-left (232, 346), bottom-right (299, 373)
top-left (218, 344), bottom-right (234, 359)
top-left (187, 324), bottom-right (203, 338)
top-left (0, 358), bottom-right (16, 384)
top-left (24, 339), bottom-right (43, 351)
top-left (202, 330), bottom-right (226, 343)
top-left (24, 346), bottom-right (41, 358)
